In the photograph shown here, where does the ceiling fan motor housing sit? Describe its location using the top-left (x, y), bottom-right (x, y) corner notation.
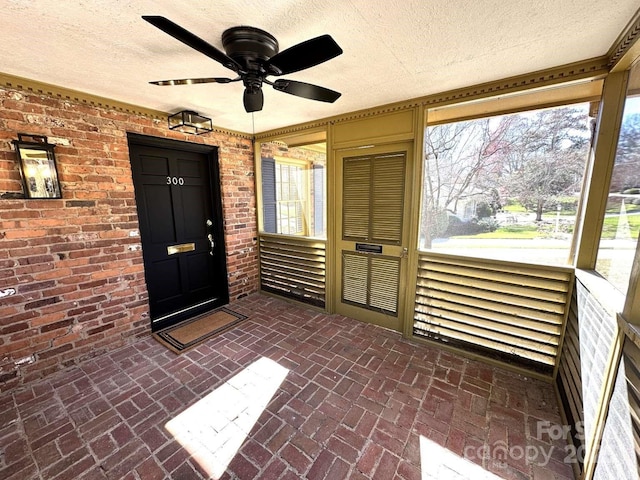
top-left (222, 26), bottom-right (279, 70)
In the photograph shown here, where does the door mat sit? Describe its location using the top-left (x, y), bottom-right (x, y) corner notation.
top-left (154, 307), bottom-right (247, 354)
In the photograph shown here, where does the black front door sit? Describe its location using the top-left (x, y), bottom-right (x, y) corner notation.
top-left (128, 134), bottom-right (228, 331)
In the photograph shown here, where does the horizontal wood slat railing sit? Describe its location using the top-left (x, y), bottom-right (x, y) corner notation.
top-left (557, 287), bottom-right (584, 437)
top-left (621, 336), bottom-right (640, 475)
top-left (259, 234), bottom-right (326, 307)
top-left (413, 252), bottom-right (574, 375)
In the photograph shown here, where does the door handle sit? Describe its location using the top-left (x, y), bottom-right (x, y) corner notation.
top-left (206, 219), bottom-right (215, 256)
top-left (207, 233), bottom-right (215, 256)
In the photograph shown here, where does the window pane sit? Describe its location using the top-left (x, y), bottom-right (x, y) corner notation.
top-left (595, 63), bottom-right (640, 294)
top-left (420, 103), bottom-right (592, 266)
top-left (260, 142), bottom-right (327, 238)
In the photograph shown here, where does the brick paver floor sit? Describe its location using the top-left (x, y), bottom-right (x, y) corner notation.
top-left (1, 293), bottom-right (575, 479)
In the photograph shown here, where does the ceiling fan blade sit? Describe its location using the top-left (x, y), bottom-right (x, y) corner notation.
top-left (272, 79), bottom-right (341, 103)
top-left (243, 88), bottom-right (264, 113)
top-left (266, 35), bottom-right (342, 75)
top-left (150, 77), bottom-right (237, 86)
top-left (142, 16), bottom-right (242, 72)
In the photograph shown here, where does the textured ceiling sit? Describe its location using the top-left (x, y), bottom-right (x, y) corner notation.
top-left (0, 0), bottom-right (638, 134)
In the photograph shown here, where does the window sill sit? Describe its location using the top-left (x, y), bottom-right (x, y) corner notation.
top-left (575, 268), bottom-right (625, 318)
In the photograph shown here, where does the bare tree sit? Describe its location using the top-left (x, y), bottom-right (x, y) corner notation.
top-left (420, 105), bottom-right (591, 247)
top-left (424, 118), bottom-right (515, 214)
top-left (421, 117), bottom-right (516, 247)
top-left (500, 107), bottom-right (590, 221)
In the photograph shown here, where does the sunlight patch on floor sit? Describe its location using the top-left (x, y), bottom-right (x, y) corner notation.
top-left (420, 436), bottom-right (503, 480)
top-left (165, 357), bottom-right (289, 479)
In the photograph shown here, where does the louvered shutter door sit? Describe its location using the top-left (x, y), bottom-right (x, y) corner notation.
top-left (342, 252), bottom-right (369, 306)
top-left (343, 158), bottom-right (371, 240)
top-left (372, 154), bottom-right (405, 244)
top-left (369, 256), bottom-right (400, 313)
top-left (343, 154), bottom-right (405, 243)
top-left (340, 152), bottom-right (405, 315)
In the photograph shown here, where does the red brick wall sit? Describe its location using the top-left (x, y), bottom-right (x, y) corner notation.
top-left (0, 87), bottom-right (258, 390)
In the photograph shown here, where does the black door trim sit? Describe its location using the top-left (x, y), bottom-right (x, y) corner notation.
top-left (127, 133), bottom-right (229, 331)
top-left (127, 132), bottom-right (217, 154)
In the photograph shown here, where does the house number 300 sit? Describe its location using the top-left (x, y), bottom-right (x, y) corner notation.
top-left (166, 176), bottom-right (185, 186)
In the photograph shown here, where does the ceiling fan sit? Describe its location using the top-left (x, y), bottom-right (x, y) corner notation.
top-left (142, 16), bottom-right (343, 113)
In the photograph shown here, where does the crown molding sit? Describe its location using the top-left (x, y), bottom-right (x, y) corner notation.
top-left (0, 72), bottom-right (252, 139)
top-left (258, 57), bottom-right (609, 139)
top-left (608, 8), bottom-right (640, 71)
top-left (255, 120), bottom-right (330, 140)
top-left (419, 57), bottom-right (608, 108)
top-left (0, 72), bottom-right (167, 119)
top-left (1, 56), bottom-right (611, 142)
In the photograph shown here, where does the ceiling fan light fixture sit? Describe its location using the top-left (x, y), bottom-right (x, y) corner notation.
top-left (168, 110), bottom-right (213, 135)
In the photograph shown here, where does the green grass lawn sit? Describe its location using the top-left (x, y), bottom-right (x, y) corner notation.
top-left (450, 201), bottom-right (640, 240)
top-left (605, 203), bottom-right (640, 214)
top-left (502, 204), bottom-right (527, 213)
top-left (464, 213), bottom-right (640, 240)
top-left (453, 224), bottom-right (540, 239)
top-left (600, 213), bottom-right (640, 239)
